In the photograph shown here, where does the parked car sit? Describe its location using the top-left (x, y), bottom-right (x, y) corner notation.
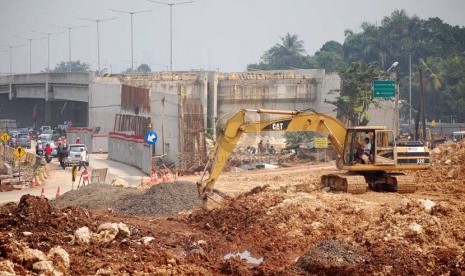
top-left (38, 130), bottom-right (60, 141)
top-left (16, 133), bottom-right (31, 149)
top-left (63, 144), bottom-right (89, 167)
top-left (41, 140), bottom-right (58, 157)
top-left (7, 130), bottom-right (18, 147)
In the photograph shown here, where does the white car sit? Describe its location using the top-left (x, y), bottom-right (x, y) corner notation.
top-left (38, 130), bottom-right (60, 141)
top-left (63, 144), bottom-right (89, 167)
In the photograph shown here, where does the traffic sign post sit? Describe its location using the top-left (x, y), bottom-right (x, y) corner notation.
top-left (1, 132), bottom-right (10, 143)
top-left (373, 80), bottom-right (396, 98)
top-left (314, 137), bottom-right (328, 149)
top-left (1, 132), bottom-right (10, 161)
top-left (13, 146), bottom-right (26, 182)
top-left (145, 130), bottom-right (158, 145)
top-left (314, 137), bottom-right (328, 164)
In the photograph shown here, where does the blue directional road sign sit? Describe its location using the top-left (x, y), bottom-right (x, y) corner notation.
top-left (145, 131), bottom-right (158, 145)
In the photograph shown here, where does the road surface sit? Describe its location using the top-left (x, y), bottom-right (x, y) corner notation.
top-left (0, 153), bottom-right (147, 204)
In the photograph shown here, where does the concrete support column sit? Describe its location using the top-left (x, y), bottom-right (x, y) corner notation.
top-left (207, 71), bottom-right (218, 137)
top-left (200, 72), bottom-right (209, 134)
top-left (8, 83), bottom-right (13, 100)
top-left (44, 101), bottom-right (52, 126)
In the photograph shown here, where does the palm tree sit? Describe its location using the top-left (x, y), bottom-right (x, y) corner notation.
top-left (260, 33), bottom-right (308, 69)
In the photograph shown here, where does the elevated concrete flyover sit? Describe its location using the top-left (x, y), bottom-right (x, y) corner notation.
top-left (0, 73), bottom-right (92, 127)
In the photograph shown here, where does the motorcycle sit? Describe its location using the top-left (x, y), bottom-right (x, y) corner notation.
top-left (45, 153), bottom-right (52, 163)
top-left (58, 149), bottom-right (69, 169)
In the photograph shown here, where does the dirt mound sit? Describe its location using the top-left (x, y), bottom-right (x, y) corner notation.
top-left (114, 181), bottom-right (202, 216)
top-left (295, 239), bottom-right (367, 274)
top-left (53, 183), bottom-right (143, 212)
top-left (415, 141), bottom-right (465, 193)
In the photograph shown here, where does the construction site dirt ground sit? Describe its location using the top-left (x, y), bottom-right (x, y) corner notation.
top-left (1, 141), bottom-right (465, 275)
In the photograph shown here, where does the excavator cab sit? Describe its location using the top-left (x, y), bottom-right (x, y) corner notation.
top-left (342, 127), bottom-right (400, 167)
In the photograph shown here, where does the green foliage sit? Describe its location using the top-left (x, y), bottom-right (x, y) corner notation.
top-left (284, 132), bottom-right (316, 147)
top-left (247, 33), bottom-right (312, 70)
top-left (52, 60), bottom-right (91, 72)
top-left (137, 63), bottom-right (151, 73)
top-left (341, 9), bottom-right (465, 123)
top-left (247, 34), bottom-right (343, 72)
top-left (329, 62), bottom-right (381, 126)
top-left (246, 9), bottom-right (465, 123)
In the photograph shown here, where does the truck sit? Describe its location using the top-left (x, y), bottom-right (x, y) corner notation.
top-left (197, 109), bottom-right (431, 204)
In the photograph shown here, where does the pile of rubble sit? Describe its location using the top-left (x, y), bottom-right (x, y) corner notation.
top-left (54, 182), bottom-right (202, 216)
top-left (415, 141), bottom-right (465, 192)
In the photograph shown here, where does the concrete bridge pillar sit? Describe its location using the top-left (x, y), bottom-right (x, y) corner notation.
top-left (44, 101), bottom-right (52, 126)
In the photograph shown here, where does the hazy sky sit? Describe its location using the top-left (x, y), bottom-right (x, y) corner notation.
top-left (1, 0), bottom-right (464, 74)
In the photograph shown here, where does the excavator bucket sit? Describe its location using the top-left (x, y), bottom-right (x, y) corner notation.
top-left (203, 191), bottom-right (225, 210)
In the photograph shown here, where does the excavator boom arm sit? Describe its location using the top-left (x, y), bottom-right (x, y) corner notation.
top-left (197, 109), bottom-right (347, 197)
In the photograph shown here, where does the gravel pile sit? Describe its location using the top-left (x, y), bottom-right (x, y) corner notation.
top-left (113, 181), bottom-right (202, 217)
top-left (53, 183), bottom-right (143, 212)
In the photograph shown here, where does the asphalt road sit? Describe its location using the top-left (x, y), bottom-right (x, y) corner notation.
top-left (0, 152), bottom-right (147, 204)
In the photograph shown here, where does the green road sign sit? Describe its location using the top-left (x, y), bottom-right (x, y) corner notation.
top-left (373, 80), bottom-right (396, 98)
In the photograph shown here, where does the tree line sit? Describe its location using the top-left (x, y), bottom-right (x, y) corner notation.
top-left (247, 10), bottom-right (465, 129)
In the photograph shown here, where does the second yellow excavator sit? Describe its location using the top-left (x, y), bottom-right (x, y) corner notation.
top-left (197, 109), bottom-right (430, 201)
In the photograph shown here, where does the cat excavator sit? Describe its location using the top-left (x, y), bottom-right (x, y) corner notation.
top-left (197, 109), bottom-right (430, 203)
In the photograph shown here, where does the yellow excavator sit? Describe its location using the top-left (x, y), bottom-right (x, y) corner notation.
top-left (197, 109), bottom-right (430, 201)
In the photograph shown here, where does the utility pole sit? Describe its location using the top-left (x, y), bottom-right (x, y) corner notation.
top-left (79, 17), bottom-right (117, 73)
top-left (32, 30), bottom-right (64, 71)
top-left (147, 0), bottom-right (194, 71)
top-left (110, 9), bottom-right (152, 72)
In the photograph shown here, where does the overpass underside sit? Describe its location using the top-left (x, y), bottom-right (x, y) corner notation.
top-left (0, 94), bottom-right (87, 128)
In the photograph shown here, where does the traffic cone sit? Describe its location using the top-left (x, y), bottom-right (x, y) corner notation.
top-left (40, 187), bottom-right (45, 198)
top-left (31, 176), bottom-right (37, 188)
top-left (55, 187), bottom-right (61, 199)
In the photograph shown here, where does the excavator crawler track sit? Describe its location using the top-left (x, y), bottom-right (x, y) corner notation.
top-left (391, 174), bottom-right (416, 193)
top-left (321, 173), bottom-right (367, 194)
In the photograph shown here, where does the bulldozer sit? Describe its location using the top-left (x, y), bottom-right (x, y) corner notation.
top-left (197, 109), bottom-right (430, 203)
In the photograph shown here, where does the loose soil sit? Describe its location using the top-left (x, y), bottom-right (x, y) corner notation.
top-left (1, 141), bottom-right (465, 275)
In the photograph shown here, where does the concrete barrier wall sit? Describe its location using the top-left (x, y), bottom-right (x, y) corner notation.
top-left (108, 132), bottom-right (152, 174)
top-left (92, 134), bottom-right (108, 153)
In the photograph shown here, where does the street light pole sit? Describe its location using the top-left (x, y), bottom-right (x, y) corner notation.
top-left (147, 0), bottom-right (194, 71)
top-left (110, 9), bottom-right (152, 72)
top-left (408, 53), bottom-right (412, 130)
top-left (56, 25), bottom-right (88, 72)
top-left (0, 44), bottom-right (26, 75)
top-left (15, 36), bottom-right (47, 73)
top-left (387, 61), bottom-right (399, 138)
top-left (79, 17), bottom-right (117, 73)
top-left (32, 31), bottom-right (64, 71)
